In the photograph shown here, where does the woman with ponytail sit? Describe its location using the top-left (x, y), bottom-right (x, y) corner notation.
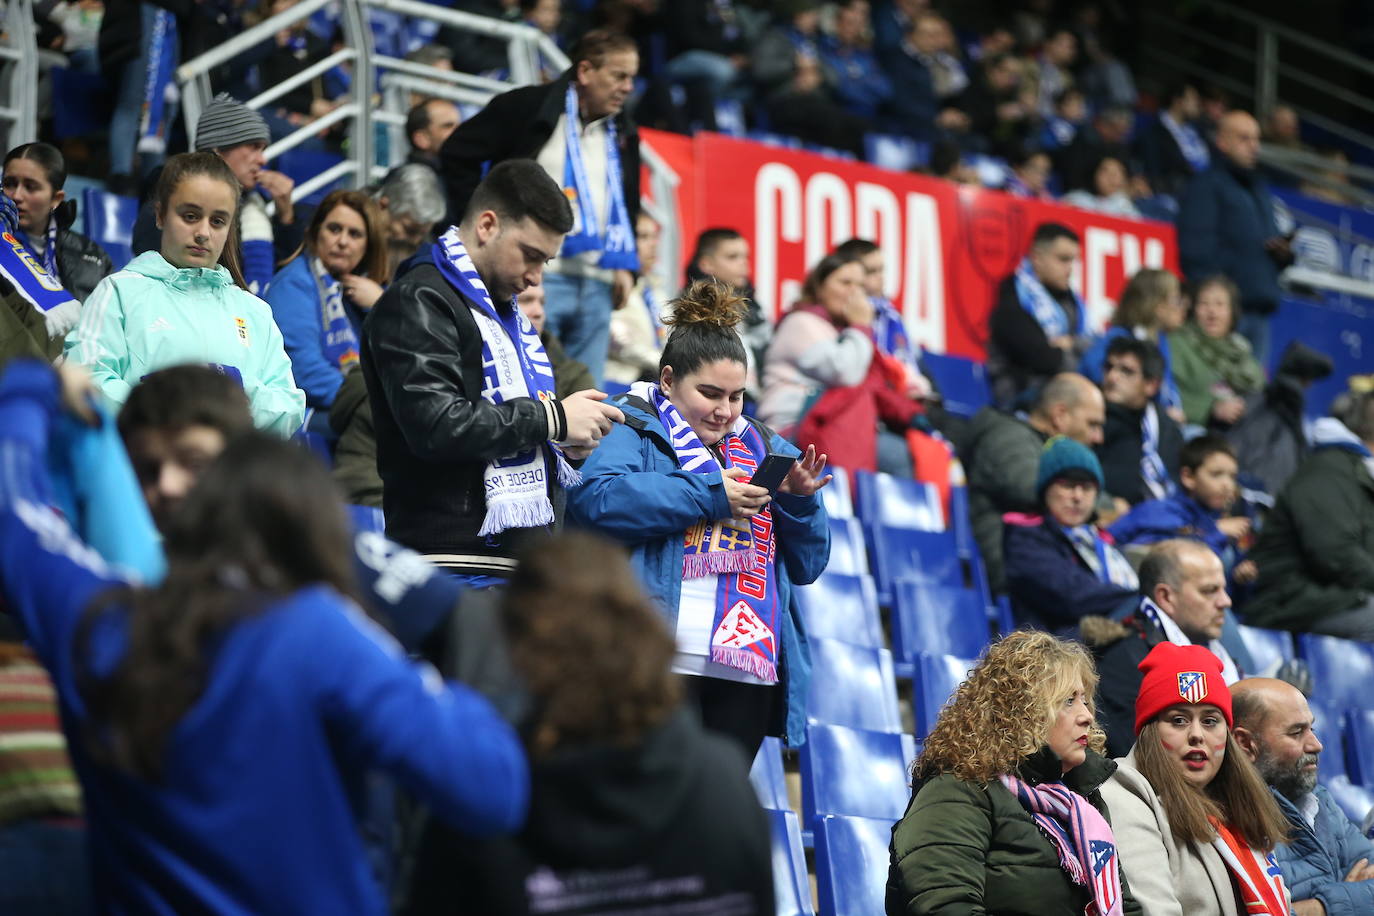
top-left (65, 151), bottom-right (305, 437)
top-left (568, 280), bottom-right (832, 757)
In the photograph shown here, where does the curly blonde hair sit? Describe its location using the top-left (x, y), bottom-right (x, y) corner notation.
top-left (916, 630), bottom-right (1107, 784)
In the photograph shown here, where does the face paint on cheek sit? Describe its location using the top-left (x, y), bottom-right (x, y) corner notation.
top-left (1161, 740), bottom-right (1175, 751)
top-left (1211, 742), bottom-right (1225, 752)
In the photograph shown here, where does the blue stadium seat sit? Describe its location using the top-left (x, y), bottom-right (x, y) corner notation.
top-left (863, 133), bottom-right (931, 172)
top-left (799, 723), bottom-right (917, 823)
top-left (890, 579), bottom-right (990, 666)
top-left (854, 471), bottom-right (944, 533)
top-left (994, 594), bottom-right (1017, 637)
top-left (949, 484), bottom-right (973, 555)
top-left (1323, 775), bottom-right (1374, 827)
top-left (767, 808), bottom-right (816, 916)
top-left (750, 737), bottom-right (790, 811)
top-left (1345, 709), bottom-right (1374, 787)
top-left (814, 815), bottom-right (896, 916)
top-left (870, 527), bottom-right (962, 604)
top-left (795, 573), bottom-right (883, 649)
top-left (825, 517), bottom-right (869, 577)
top-left (1297, 634), bottom-right (1374, 710)
top-left (81, 188), bottom-right (138, 270)
top-left (914, 652), bottom-right (976, 739)
top-left (819, 465), bottom-right (853, 520)
top-left (921, 351), bottom-right (990, 419)
top-left (1307, 697), bottom-right (1347, 783)
top-left (1235, 625), bottom-right (1296, 677)
top-left (806, 637), bottom-right (902, 733)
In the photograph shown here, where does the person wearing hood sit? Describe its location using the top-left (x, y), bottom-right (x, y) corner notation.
top-left (1243, 391), bottom-right (1374, 639)
top-left (887, 630), bottom-right (1142, 916)
top-left (1177, 111), bottom-right (1293, 367)
top-left (1099, 643), bottom-right (1291, 916)
top-left (65, 152), bottom-right (305, 437)
top-left (403, 532), bottom-right (774, 915)
top-left (1003, 436), bottom-right (1139, 631)
top-left (568, 281), bottom-right (831, 757)
top-left (2, 143), bottom-right (112, 304)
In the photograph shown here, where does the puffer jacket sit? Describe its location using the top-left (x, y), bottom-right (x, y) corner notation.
top-left (63, 252), bottom-right (305, 436)
top-left (1003, 514), bottom-right (1138, 630)
top-left (887, 746), bottom-right (1142, 915)
top-left (51, 202), bottom-right (113, 303)
top-left (1245, 419), bottom-right (1374, 630)
top-left (1271, 785), bottom-right (1374, 916)
top-left (566, 394), bottom-right (830, 746)
top-left (960, 407), bottom-right (1047, 594)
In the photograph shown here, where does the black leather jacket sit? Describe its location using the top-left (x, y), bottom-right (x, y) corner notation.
top-left (360, 262), bottom-right (568, 575)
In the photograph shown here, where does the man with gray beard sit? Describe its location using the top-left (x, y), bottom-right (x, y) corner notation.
top-left (1233, 679), bottom-right (1374, 916)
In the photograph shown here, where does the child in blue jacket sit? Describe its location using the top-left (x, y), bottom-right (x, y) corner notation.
top-left (0, 360), bottom-right (527, 915)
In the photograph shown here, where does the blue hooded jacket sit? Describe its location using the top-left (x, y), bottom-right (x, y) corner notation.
top-left (566, 395), bottom-right (830, 745)
top-left (1272, 785), bottom-right (1374, 916)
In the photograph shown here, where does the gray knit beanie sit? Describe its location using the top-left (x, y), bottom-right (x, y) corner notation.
top-left (194, 94), bottom-right (271, 151)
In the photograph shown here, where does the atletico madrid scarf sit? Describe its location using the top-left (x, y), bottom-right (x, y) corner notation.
top-left (1209, 818), bottom-right (1289, 916)
top-left (630, 380), bottom-right (780, 682)
top-left (1000, 773), bottom-right (1125, 916)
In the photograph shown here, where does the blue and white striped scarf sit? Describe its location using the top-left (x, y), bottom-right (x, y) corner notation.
top-left (431, 228), bottom-right (577, 535)
top-left (1141, 403), bottom-right (1176, 501)
top-left (0, 195), bottom-right (79, 337)
top-left (559, 84), bottom-right (638, 271)
top-left (136, 8), bottom-right (178, 157)
top-left (1014, 257), bottom-right (1085, 339)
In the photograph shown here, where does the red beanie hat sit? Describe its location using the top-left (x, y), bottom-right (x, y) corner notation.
top-left (1133, 642), bottom-right (1232, 736)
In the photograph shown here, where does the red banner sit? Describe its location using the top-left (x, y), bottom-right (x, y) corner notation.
top-left (640, 130), bottom-right (1179, 361)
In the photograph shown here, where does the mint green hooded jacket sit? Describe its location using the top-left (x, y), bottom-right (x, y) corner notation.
top-left (65, 252), bottom-right (305, 437)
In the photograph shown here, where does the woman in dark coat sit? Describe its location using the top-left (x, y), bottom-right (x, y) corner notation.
top-left (887, 629), bottom-right (1142, 916)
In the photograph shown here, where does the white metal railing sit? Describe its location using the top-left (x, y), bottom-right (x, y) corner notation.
top-left (0, 0), bottom-right (39, 151)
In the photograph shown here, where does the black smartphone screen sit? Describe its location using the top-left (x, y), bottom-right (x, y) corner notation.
top-left (748, 454), bottom-right (797, 493)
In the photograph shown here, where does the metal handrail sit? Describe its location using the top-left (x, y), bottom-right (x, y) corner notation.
top-left (245, 48), bottom-right (357, 113)
top-left (1, 0), bottom-right (38, 150)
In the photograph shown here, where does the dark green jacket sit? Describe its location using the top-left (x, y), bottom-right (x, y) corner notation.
top-left (1244, 445), bottom-right (1374, 629)
top-left (962, 407), bottom-right (1048, 594)
top-left (886, 747), bottom-right (1142, 916)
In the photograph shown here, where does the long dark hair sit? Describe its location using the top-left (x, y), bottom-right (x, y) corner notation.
top-left (76, 434), bottom-right (362, 780)
top-left (154, 152), bottom-right (248, 290)
top-left (3, 142), bottom-right (67, 191)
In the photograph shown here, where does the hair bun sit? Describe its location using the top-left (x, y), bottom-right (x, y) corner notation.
top-left (664, 280), bottom-right (747, 331)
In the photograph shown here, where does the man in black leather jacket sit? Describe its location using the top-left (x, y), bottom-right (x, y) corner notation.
top-left (361, 160), bottom-right (623, 582)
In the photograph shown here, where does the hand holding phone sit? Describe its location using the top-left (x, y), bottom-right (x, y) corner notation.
top-left (748, 453), bottom-right (798, 493)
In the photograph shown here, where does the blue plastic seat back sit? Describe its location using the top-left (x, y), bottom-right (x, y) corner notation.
top-left (806, 637), bottom-right (902, 733)
top-left (1297, 634), bottom-right (1374, 710)
top-left (871, 527), bottom-right (962, 603)
top-left (855, 470), bottom-right (944, 533)
top-left (750, 736), bottom-right (790, 811)
top-left (815, 814), bottom-right (897, 916)
top-left (1345, 708), bottom-right (1374, 786)
top-left (1236, 625), bottom-right (1295, 676)
top-left (921, 351), bottom-right (990, 419)
top-left (891, 579), bottom-right (990, 663)
top-left (81, 188), bottom-right (138, 270)
top-left (767, 808), bottom-right (816, 916)
top-left (825, 517), bottom-right (870, 577)
top-left (820, 465), bottom-right (854, 520)
top-left (1306, 696), bottom-right (1347, 782)
top-left (915, 652), bottom-right (978, 739)
top-left (800, 723), bottom-right (917, 823)
top-left (796, 572), bottom-right (883, 649)
top-left (1322, 774), bottom-right (1374, 826)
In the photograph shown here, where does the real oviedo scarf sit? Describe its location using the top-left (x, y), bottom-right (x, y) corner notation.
top-left (432, 228), bottom-right (578, 536)
top-left (630, 380), bottom-right (781, 683)
top-left (1014, 257), bottom-right (1086, 339)
top-left (559, 84), bottom-right (638, 271)
top-left (999, 774), bottom-right (1125, 916)
top-left (0, 195), bottom-right (79, 337)
top-left (309, 257), bottom-right (359, 372)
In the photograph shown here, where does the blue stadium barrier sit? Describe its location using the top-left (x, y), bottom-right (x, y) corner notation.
top-left (914, 652), bottom-right (976, 739)
top-left (825, 516), bottom-right (870, 577)
top-left (81, 188), bottom-right (138, 270)
top-left (806, 637), bottom-right (902, 733)
top-left (921, 351), bottom-right (990, 419)
top-left (749, 737), bottom-right (790, 812)
top-left (795, 572), bottom-right (884, 649)
top-left (890, 579), bottom-right (989, 672)
top-left (1268, 297), bottom-right (1369, 419)
top-left (819, 465), bottom-right (854, 520)
top-left (815, 814), bottom-right (896, 916)
top-left (1297, 634), bottom-right (1374, 711)
top-left (768, 809), bottom-right (816, 916)
top-left (1235, 625), bottom-right (1296, 677)
top-left (799, 723), bottom-right (916, 824)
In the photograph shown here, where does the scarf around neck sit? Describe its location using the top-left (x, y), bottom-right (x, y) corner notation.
top-left (431, 228), bottom-right (578, 535)
top-left (1015, 257), bottom-right (1085, 340)
top-left (999, 773), bottom-right (1125, 916)
top-left (309, 257), bottom-right (360, 372)
top-left (1138, 596), bottom-right (1240, 683)
top-left (1174, 323), bottom-right (1265, 396)
top-left (1140, 403), bottom-right (1176, 501)
top-left (0, 195), bottom-right (79, 337)
top-left (1209, 818), bottom-right (1288, 916)
top-left (559, 84), bottom-right (638, 271)
top-left (629, 379), bottom-right (781, 682)
top-left (1061, 522), bottom-right (1139, 589)
top-left (1160, 112), bottom-right (1210, 172)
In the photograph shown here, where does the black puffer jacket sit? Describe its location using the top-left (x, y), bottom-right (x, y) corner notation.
top-left (360, 262), bottom-right (568, 576)
top-left (52, 202), bottom-right (113, 303)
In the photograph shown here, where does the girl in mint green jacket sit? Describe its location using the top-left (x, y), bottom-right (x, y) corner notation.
top-left (66, 153), bottom-right (305, 437)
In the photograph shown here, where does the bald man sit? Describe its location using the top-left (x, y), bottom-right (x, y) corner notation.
top-left (1177, 109), bottom-right (1293, 365)
top-left (1233, 679), bottom-right (1374, 916)
top-left (1082, 539), bottom-right (1245, 756)
top-left (962, 372), bottom-right (1106, 593)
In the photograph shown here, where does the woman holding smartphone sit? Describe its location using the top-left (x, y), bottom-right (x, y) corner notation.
top-left (568, 280), bottom-right (832, 758)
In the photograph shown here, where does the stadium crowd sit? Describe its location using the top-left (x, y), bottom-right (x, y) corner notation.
top-left (4, 0), bottom-right (1374, 914)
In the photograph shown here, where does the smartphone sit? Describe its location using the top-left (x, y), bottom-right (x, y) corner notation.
top-left (748, 453), bottom-right (797, 493)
